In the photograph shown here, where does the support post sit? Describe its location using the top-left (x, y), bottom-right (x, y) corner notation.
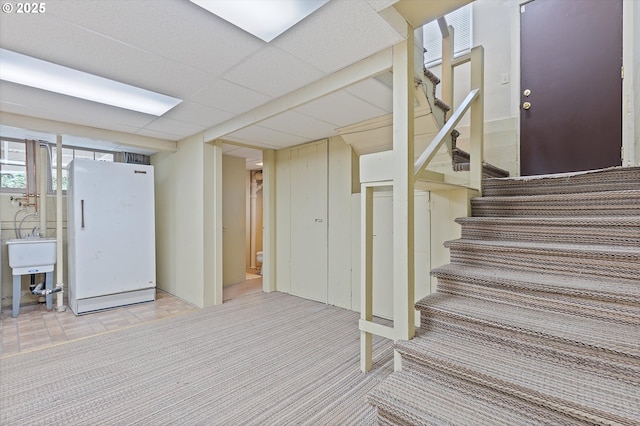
top-left (262, 149), bottom-right (276, 293)
top-left (469, 46), bottom-right (485, 193)
top-left (212, 140), bottom-right (224, 304)
top-left (360, 184), bottom-right (374, 372)
top-left (441, 25), bottom-right (455, 113)
top-left (392, 26), bottom-right (416, 371)
top-left (55, 135), bottom-right (65, 312)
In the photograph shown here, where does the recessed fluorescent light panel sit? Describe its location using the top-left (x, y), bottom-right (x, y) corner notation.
top-left (0, 48), bottom-right (182, 116)
top-left (190, 0), bottom-right (330, 42)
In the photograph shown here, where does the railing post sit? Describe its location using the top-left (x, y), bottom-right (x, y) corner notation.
top-left (469, 46), bottom-right (484, 194)
top-left (360, 184), bottom-right (374, 372)
top-left (440, 23), bottom-right (454, 116)
top-left (392, 23), bottom-right (415, 371)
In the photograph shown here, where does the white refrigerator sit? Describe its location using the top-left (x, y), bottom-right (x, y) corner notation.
top-left (67, 159), bottom-right (156, 315)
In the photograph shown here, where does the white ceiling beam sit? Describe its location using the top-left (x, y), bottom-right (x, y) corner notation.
top-left (0, 111), bottom-right (177, 152)
top-left (203, 47), bottom-right (393, 143)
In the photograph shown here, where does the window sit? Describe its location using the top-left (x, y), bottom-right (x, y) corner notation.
top-left (1, 139), bottom-right (27, 190)
top-left (423, 4), bottom-right (472, 66)
top-left (1, 136), bottom-right (115, 193)
top-left (50, 145), bottom-right (115, 192)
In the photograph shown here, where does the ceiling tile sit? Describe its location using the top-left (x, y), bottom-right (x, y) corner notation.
top-left (296, 90), bottom-right (389, 128)
top-left (162, 101), bottom-right (234, 128)
top-left (0, 13), bottom-right (213, 100)
top-left (346, 78), bottom-right (393, 113)
top-left (222, 145), bottom-right (263, 160)
top-left (225, 125), bottom-right (311, 149)
top-left (141, 117), bottom-right (208, 140)
top-left (273, 0), bottom-right (404, 74)
top-left (258, 110), bottom-right (338, 140)
top-left (189, 80), bottom-right (272, 114)
top-left (41, 0), bottom-right (265, 77)
top-left (223, 47), bottom-right (324, 98)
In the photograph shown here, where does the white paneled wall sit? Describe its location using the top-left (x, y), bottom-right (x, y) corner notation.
top-left (350, 191), bottom-right (431, 320)
top-left (275, 137), bottom-right (354, 308)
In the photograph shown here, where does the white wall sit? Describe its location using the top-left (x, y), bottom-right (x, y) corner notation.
top-left (327, 138), bottom-right (355, 309)
top-left (153, 133), bottom-right (207, 307)
top-left (222, 155), bottom-right (246, 286)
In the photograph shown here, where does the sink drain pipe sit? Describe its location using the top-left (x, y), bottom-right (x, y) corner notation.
top-left (31, 281), bottom-right (62, 296)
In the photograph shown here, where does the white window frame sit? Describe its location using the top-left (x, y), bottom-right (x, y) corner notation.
top-left (423, 3), bottom-right (473, 67)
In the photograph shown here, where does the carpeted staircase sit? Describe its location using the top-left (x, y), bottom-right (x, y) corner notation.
top-left (367, 166), bottom-right (640, 425)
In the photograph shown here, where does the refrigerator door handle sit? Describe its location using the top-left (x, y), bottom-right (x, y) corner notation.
top-left (81, 199), bottom-right (85, 228)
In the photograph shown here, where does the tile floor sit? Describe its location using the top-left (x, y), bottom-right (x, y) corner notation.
top-left (1, 276), bottom-right (263, 358)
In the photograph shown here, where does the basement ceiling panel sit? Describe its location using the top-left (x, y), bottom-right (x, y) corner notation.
top-left (273, 0), bottom-right (404, 74)
top-left (162, 101), bottom-right (234, 129)
top-left (43, 0), bottom-right (265, 78)
top-left (189, 80), bottom-right (272, 115)
top-left (139, 116), bottom-right (207, 140)
top-left (346, 79), bottom-right (394, 113)
top-left (258, 110), bottom-right (338, 140)
top-left (223, 47), bottom-right (325, 98)
top-left (0, 12), bottom-right (212, 99)
top-left (226, 125), bottom-right (311, 149)
top-left (297, 91), bottom-right (389, 128)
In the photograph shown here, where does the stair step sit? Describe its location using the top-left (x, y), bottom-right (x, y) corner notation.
top-left (419, 317), bottom-right (640, 383)
top-left (416, 293), bottom-right (640, 359)
top-left (445, 239), bottom-right (640, 281)
top-left (432, 264), bottom-right (640, 303)
top-left (482, 166), bottom-right (640, 197)
top-left (432, 265), bottom-right (640, 325)
top-left (471, 190), bottom-right (640, 217)
top-left (367, 366), bottom-right (588, 426)
top-left (451, 147), bottom-right (510, 178)
top-left (393, 328), bottom-right (640, 425)
top-left (456, 216), bottom-right (640, 246)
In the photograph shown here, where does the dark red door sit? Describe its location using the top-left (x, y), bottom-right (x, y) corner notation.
top-left (520, 0), bottom-right (622, 176)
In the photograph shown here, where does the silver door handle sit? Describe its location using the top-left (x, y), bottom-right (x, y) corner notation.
top-left (81, 200), bottom-right (85, 228)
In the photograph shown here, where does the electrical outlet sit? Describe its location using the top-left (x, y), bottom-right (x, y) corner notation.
top-left (501, 73), bottom-right (509, 85)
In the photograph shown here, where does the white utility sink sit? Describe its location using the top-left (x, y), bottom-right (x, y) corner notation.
top-left (7, 238), bottom-right (57, 271)
top-left (7, 237), bottom-right (58, 318)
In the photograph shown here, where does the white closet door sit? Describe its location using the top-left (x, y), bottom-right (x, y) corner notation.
top-left (290, 141), bottom-right (328, 303)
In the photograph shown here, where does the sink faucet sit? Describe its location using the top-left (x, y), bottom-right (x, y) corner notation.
top-left (31, 226), bottom-right (40, 238)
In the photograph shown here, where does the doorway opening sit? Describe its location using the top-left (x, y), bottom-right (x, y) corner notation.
top-left (221, 144), bottom-right (264, 302)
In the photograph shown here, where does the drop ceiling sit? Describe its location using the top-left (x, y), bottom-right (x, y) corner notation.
top-left (0, 0), bottom-right (470, 161)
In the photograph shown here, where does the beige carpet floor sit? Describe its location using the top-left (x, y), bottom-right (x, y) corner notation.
top-left (1, 291), bottom-right (393, 425)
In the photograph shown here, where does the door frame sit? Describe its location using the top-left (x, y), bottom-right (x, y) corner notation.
top-left (212, 143), bottom-right (277, 301)
top-left (512, 0), bottom-right (635, 171)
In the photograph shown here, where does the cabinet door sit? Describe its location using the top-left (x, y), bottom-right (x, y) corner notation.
top-left (290, 141), bottom-right (328, 303)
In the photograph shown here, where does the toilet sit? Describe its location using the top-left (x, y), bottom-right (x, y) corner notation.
top-left (256, 251), bottom-right (263, 275)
